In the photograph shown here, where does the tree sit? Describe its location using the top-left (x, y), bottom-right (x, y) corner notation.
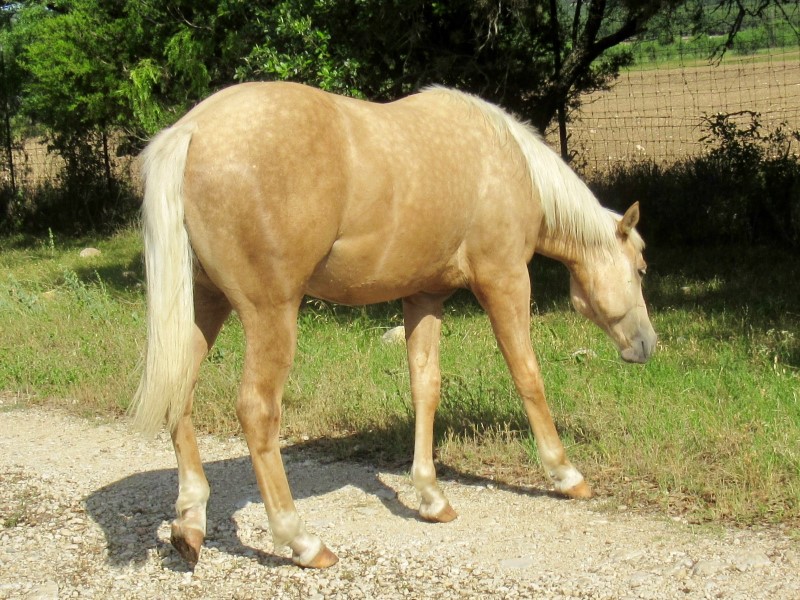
top-left (112, 0), bottom-right (677, 148)
top-left (8, 0), bottom-right (139, 230)
top-left (19, 0), bottom-right (786, 143)
top-left (1, 1), bottom-right (24, 194)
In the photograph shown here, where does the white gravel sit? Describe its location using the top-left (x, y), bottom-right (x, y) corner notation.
top-left (1, 405), bottom-right (798, 599)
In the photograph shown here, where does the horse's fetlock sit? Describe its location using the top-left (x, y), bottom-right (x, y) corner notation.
top-left (550, 464), bottom-right (585, 493)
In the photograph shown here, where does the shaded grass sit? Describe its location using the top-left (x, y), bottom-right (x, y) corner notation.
top-left (1, 229), bottom-right (799, 527)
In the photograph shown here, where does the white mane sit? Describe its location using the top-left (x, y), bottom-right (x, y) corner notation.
top-left (423, 86), bottom-right (622, 254)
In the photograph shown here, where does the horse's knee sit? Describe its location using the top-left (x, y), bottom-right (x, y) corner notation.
top-left (236, 383), bottom-right (281, 432)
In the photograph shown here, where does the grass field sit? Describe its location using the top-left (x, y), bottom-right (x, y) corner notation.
top-left (1, 228), bottom-right (799, 528)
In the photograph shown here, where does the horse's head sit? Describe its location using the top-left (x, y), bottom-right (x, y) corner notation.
top-left (568, 203), bottom-right (656, 364)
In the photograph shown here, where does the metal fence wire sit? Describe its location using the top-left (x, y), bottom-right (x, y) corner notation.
top-left (547, 44), bottom-right (800, 173)
top-left (2, 143), bottom-right (63, 190)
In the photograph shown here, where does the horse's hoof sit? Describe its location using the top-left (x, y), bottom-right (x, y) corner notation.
top-left (562, 479), bottom-right (593, 499)
top-left (421, 502), bottom-right (459, 523)
top-left (295, 544), bottom-right (339, 569)
top-left (170, 522), bottom-right (204, 566)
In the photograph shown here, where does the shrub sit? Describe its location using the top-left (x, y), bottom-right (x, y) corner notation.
top-left (589, 112), bottom-right (800, 248)
top-left (0, 132), bottom-right (139, 235)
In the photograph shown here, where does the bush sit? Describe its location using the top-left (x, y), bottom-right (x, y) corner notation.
top-left (1, 132), bottom-right (139, 235)
top-left (589, 112), bottom-right (800, 248)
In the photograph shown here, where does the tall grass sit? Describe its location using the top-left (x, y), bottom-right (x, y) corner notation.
top-left (1, 228), bottom-right (798, 527)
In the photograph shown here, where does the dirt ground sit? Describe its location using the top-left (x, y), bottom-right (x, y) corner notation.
top-left (1, 404), bottom-right (800, 599)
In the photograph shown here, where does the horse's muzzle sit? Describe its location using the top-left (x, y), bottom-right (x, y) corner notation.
top-left (620, 329), bottom-right (657, 364)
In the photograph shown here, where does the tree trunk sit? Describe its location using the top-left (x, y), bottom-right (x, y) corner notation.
top-left (548, 0), bottom-right (570, 161)
top-left (1, 53), bottom-right (15, 193)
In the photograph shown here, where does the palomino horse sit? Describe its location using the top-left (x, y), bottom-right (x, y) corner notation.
top-left (131, 82), bottom-right (656, 569)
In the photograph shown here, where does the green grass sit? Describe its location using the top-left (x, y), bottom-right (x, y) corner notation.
top-left (611, 33), bottom-right (800, 72)
top-left (1, 229), bottom-right (799, 527)
top-left (0, 229), bottom-right (145, 416)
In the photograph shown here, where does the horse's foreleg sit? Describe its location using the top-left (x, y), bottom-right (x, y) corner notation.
top-left (474, 270), bottom-right (592, 499)
top-left (237, 303), bottom-right (337, 569)
top-left (170, 284), bottom-right (231, 566)
top-left (403, 294), bottom-right (457, 522)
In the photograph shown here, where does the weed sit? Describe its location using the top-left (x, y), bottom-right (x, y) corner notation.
top-left (0, 470), bottom-right (38, 528)
top-left (4, 275), bottom-right (40, 311)
top-left (3, 498), bottom-right (29, 528)
top-left (47, 228), bottom-right (56, 255)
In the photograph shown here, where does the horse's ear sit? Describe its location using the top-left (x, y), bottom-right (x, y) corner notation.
top-left (618, 202), bottom-right (640, 237)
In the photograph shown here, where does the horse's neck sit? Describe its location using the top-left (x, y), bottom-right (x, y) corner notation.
top-left (535, 227), bottom-right (583, 268)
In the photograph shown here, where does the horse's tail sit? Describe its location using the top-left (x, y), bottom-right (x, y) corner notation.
top-left (130, 122), bottom-right (198, 436)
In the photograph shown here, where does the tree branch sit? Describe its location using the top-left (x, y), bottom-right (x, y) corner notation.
top-left (580, 0), bottom-right (607, 47)
top-left (571, 0), bottom-right (584, 46)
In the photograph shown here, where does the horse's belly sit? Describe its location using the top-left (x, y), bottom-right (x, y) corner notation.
top-left (305, 236), bottom-right (465, 305)
top-left (305, 278), bottom-right (415, 306)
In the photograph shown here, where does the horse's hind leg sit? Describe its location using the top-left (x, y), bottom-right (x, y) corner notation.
top-left (236, 301), bottom-right (337, 568)
top-left (403, 293), bottom-right (457, 522)
top-left (474, 267), bottom-right (592, 499)
top-left (170, 282), bottom-right (231, 565)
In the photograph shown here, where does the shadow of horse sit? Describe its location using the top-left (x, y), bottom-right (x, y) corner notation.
top-left (84, 443), bottom-right (557, 571)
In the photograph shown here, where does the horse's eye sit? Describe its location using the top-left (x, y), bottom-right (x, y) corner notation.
top-left (638, 268), bottom-right (647, 278)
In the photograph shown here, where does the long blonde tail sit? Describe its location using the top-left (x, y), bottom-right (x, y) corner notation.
top-left (130, 122), bottom-right (197, 436)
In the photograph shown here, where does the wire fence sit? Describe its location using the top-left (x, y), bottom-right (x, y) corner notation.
top-left (2, 142), bottom-right (63, 189)
top-left (549, 45), bottom-right (800, 173)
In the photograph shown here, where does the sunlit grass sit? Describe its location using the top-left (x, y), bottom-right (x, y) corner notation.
top-left (1, 229), bottom-right (798, 527)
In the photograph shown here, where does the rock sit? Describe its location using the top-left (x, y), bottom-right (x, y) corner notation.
top-left (628, 571), bottom-right (653, 587)
top-left (374, 487), bottom-right (398, 500)
top-left (79, 248), bottom-right (101, 258)
top-left (26, 581), bottom-right (59, 599)
top-left (381, 326), bottom-right (406, 344)
top-left (610, 548), bottom-right (644, 563)
top-left (732, 551), bottom-right (771, 572)
top-left (499, 556), bottom-right (536, 569)
top-left (691, 559), bottom-right (727, 577)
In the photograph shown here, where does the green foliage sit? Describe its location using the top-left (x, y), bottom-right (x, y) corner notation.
top-left (232, 2), bottom-right (364, 96)
top-left (121, 59), bottom-right (165, 136)
top-left (11, 0), bottom-right (661, 138)
top-left (16, 1), bottom-right (129, 134)
top-left (2, 1), bottom-right (139, 233)
top-left (612, 0), bottom-right (800, 67)
top-left (1, 3), bottom-right (26, 203)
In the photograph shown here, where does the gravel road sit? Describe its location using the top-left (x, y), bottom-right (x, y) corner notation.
top-left (1, 405), bottom-right (798, 599)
